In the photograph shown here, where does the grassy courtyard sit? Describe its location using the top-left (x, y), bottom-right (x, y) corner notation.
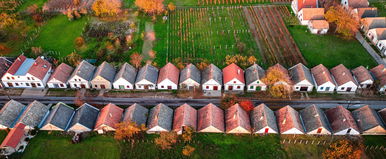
top-left (288, 25), bottom-right (377, 69)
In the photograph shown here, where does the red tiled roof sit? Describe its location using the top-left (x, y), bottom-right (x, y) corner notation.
top-left (48, 63), bottom-right (74, 83)
top-left (370, 64), bottom-right (386, 79)
top-left (301, 8), bottom-right (324, 21)
top-left (309, 20), bottom-right (329, 29)
top-left (225, 104), bottom-right (251, 133)
top-left (379, 108), bottom-right (386, 124)
top-left (27, 57), bottom-right (52, 80)
top-left (6, 55), bottom-right (26, 75)
top-left (172, 104), bottom-right (197, 133)
top-left (157, 63), bottom-right (179, 85)
top-left (325, 105), bottom-right (360, 133)
top-left (296, 0), bottom-right (317, 12)
top-left (311, 64), bottom-right (334, 85)
top-left (354, 7), bottom-right (377, 19)
top-left (275, 106), bottom-right (304, 133)
top-left (348, 0), bottom-right (369, 8)
top-left (197, 103), bottom-right (224, 132)
top-left (222, 63), bottom-right (245, 84)
top-left (94, 103), bottom-right (123, 129)
top-left (351, 66), bottom-right (373, 83)
top-left (330, 64), bottom-right (356, 86)
top-left (0, 123), bottom-right (25, 149)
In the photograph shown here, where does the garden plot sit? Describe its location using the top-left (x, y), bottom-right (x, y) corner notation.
top-left (167, 7), bottom-right (260, 67)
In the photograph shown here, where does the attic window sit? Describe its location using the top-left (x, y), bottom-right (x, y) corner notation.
top-left (343, 118), bottom-right (346, 122)
top-left (259, 116), bottom-right (263, 121)
top-left (282, 118), bottom-right (286, 125)
top-left (43, 65), bottom-right (47, 68)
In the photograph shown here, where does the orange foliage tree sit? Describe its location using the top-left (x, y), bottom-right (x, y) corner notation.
top-left (225, 54), bottom-right (256, 68)
top-left (130, 52), bottom-right (143, 68)
top-left (154, 131), bottom-right (178, 149)
top-left (92, 0), bottom-right (122, 17)
top-left (181, 126), bottom-right (194, 142)
top-left (269, 84), bottom-right (293, 98)
top-left (323, 139), bottom-right (363, 159)
top-left (74, 36), bottom-right (85, 48)
top-left (66, 52), bottom-right (82, 66)
top-left (220, 94), bottom-right (238, 109)
top-left (135, 0), bottom-right (165, 15)
top-left (262, 67), bottom-right (292, 98)
top-left (239, 100), bottom-right (254, 112)
top-left (196, 58), bottom-right (209, 70)
top-left (325, 5), bottom-right (359, 39)
top-left (114, 122), bottom-right (147, 140)
top-left (182, 145), bottom-right (195, 156)
top-left (168, 2), bottom-right (176, 11)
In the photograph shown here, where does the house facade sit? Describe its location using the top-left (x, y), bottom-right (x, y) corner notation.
top-left (202, 64), bottom-right (222, 91)
top-left (352, 105), bottom-right (386, 135)
top-left (172, 104), bottom-right (197, 134)
top-left (330, 64), bottom-right (358, 93)
top-left (325, 105), bottom-right (360, 135)
top-left (113, 63), bottom-right (137, 90)
top-left (250, 104), bottom-right (278, 134)
top-left (91, 62), bottom-right (116, 90)
top-left (157, 63), bottom-right (179, 90)
top-left (179, 64), bottom-right (201, 90)
top-left (0, 57), bottom-right (12, 88)
top-left (67, 60), bottom-right (96, 89)
top-left (245, 64), bottom-right (266, 92)
top-left (370, 64), bottom-right (386, 93)
top-left (225, 104), bottom-right (251, 133)
top-left (289, 63), bottom-right (315, 92)
top-left (300, 105), bottom-right (332, 135)
top-left (223, 63), bottom-right (245, 91)
top-left (135, 64), bottom-right (158, 90)
top-left (275, 106), bottom-right (305, 134)
top-left (68, 103), bottom-right (99, 133)
top-left (297, 8), bottom-right (324, 25)
top-left (0, 123), bottom-right (27, 156)
top-left (94, 103), bottom-right (123, 133)
top-left (2, 55), bottom-right (52, 89)
top-left (308, 20), bottom-right (329, 34)
top-left (291, 0), bottom-right (318, 14)
top-left (40, 102), bottom-right (75, 131)
top-left (47, 63), bottom-right (74, 88)
top-left (367, 28), bottom-right (386, 45)
top-left (361, 17), bottom-right (386, 33)
top-left (147, 103), bottom-right (173, 133)
top-left (197, 103), bottom-right (224, 133)
top-left (311, 64), bottom-right (336, 93)
top-left (351, 66), bottom-right (373, 88)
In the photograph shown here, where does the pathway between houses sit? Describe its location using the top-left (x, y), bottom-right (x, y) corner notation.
top-left (141, 22), bottom-right (155, 63)
top-left (355, 32), bottom-right (386, 65)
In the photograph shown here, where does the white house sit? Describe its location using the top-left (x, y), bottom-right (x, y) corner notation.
top-left (67, 103), bottom-right (99, 133)
top-left (330, 64), bottom-right (358, 93)
top-left (179, 63), bottom-right (201, 90)
top-left (147, 104), bottom-right (173, 133)
top-left (275, 106), bottom-right (305, 134)
top-left (289, 63), bottom-right (315, 92)
top-left (351, 66), bottom-right (373, 88)
top-left (370, 64), bottom-right (386, 93)
top-left (376, 40), bottom-right (386, 56)
top-left (300, 105), bottom-right (332, 135)
top-left (202, 64), bottom-right (222, 91)
top-left (0, 57), bottom-right (12, 88)
top-left (367, 28), bottom-right (386, 45)
top-left (311, 64), bottom-right (336, 93)
top-left (67, 60), bottom-right (96, 89)
top-left (91, 61), bottom-right (116, 90)
top-left (361, 17), bottom-right (386, 33)
top-left (308, 20), bottom-right (329, 34)
top-left (157, 63), bottom-right (179, 90)
top-left (250, 104), bottom-right (278, 134)
top-left (297, 8), bottom-right (324, 25)
top-left (291, 0), bottom-right (318, 14)
top-left (326, 105), bottom-right (361, 135)
top-left (113, 63), bottom-right (137, 90)
top-left (1, 55), bottom-right (52, 89)
top-left (223, 63), bottom-right (245, 91)
top-left (47, 63), bottom-right (74, 88)
top-left (135, 64), bottom-right (158, 90)
top-left (351, 7), bottom-right (378, 22)
top-left (245, 64), bottom-right (266, 92)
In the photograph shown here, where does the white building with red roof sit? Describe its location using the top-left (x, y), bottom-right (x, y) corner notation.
top-left (172, 104), bottom-right (197, 134)
top-left (311, 64), bottom-right (336, 93)
top-left (47, 63), bottom-right (74, 88)
top-left (225, 104), bottom-right (251, 134)
top-left (2, 55), bottom-right (52, 88)
top-left (308, 20), bottom-right (329, 34)
top-left (157, 63), bottom-right (179, 90)
top-left (0, 123), bottom-right (28, 155)
top-left (197, 103), bottom-right (224, 133)
top-left (275, 106), bottom-right (305, 134)
top-left (94, 103), bottom-right (123, 133)
top-left (297, 8), bottom-right (325, 25)
top-left (330, 64), bottom-right (358, 93)
top-left (223, 63), bottom-right (245, 91)
top-left (291, 0), bottom-right (318, 14)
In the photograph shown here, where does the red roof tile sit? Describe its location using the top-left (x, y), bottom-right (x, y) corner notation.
top-left (347, 0), bottom-right (369, 8)
top-left (296, 0), bottom-right (317, 12)
top-left (94, 103), bottom-right (123, 129)
top-left (351, 66), bottom-right (373, 83)
top-left (172, 104), bottom-right (197, 133)
top-left (222, 63), bottom-right (245, 84)
top-left (197, 103), bottom-right (224, 132)
top-left (325, 105), bottom-right (360, 133)
top-left (301, 8), bottom-right (325, 21)
top-left (309, 20), bottom-right (329, 29)
top-left (27, 57), bottom-right (52, 80)
top-left (157, 63), bottom-right (179, 84)
top-left (330, 64), bottom-right (357, 86)
top-left (0, 123), bottom-right (25, 149)
top-left (225, 104), bottom-right (251, 133)
top-left (275, 106), bottom-right (304, 133)
top-left (6, 55), bottom-right (26, 75)
top-left (48, 63), bottom-right (74, 83)
top-left (311, 64), bottom-right (334, 85)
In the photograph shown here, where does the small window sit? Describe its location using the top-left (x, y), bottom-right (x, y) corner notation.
top-left (237, 86), bottom-right (240, 89)
top-left (7, 77), bottom-right (10, 80)
top-left (233, 81), bottom-right (236, 83)
top-left (15, 83), bottom-right (19, 86)
top-left (26, 83), bottom-right (30, 86)
top-left (341, 87), bottom-right (345, 90)
top-left (12, 77), bottom-right (14, 80)
top-left (206, 86), bottom-right (209, 89)
top-left (320, 87), bottom-right (324, 90)
top-left (126, 85), bottom-right (130, 88)
top-left (60, 84), bottom-right (64, 87)
top-left (95, 85), bottom-right (97, 87)
top-left (37, 83), bottom-right (41, 86)
top-left (296, 87), bottom-right (299, 89)
top-left (161, 85), bottom-right (164, 88)
top-left (31, 77), bottom-right (35, 80)
top-left (256, 81), bottom-right (259, 84)
top-left (250, 86), bottom-right (253, 89)
top-left (27, 77), bottom-right (30, 80)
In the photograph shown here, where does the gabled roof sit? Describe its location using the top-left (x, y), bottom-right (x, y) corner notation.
top-left (311, 64), bottom-right (335, 86)
top-left (42, 102), bottom-right (74, 130)
top-left (370, 28), bottom-right (386, 40)
top-left (172, 104), bottom-right (197, 133)
top-left (289, 63), bottom-right (314, 85)
top-left (245, 64), bottom-right (265, 85)
top-left (225, 104), bottom-right (251, 133)
top-left (325, 105), bottom-right (360, 133)
top-left (135, 64), bottom-right (159, 84)
top-left (69, 103), bottom-right (99, 130)
top-left (69, 60), bottom-right (96, 81)
top-left (95, 103), bottom-right (123, 129)
top-left (48, 63), bottom-right (74, 83)
top-left (330, 64), bottom-right (357, 86)
top-left (6, 55), bottom-right (27, 75)
top-left (16, 101), bottom-right (50, 128)
top-left (370, 64), bottom-right (386, 86)
top-left (157, 63), bottom-right (179, 84)
top-left (222, 63), bottom-right (245, 84)
top-left (354, 7), bottom-right (377, 19)
top-left (0, 57), bottom-right (12, 78)
top-left (27, 57), bottom-right (52, 80)
top-left (362, 17), bottom-right (386, 30)
top-left (309, 20), bottom-right (329, 29)
top-left (114, 63), bottom-right (137, 84)
top-left (179, 63), bottom-right (201, 84)
top-left (0, 123), bottom-right (25, 149)
top-left (275, 106), bottom-right (304, 133)
top-left (300, 105), bottom-right (331, 133)
top-left (379, 108), bottom-right (386, 125)
top-left (351, 66), bottom-right (373, 83)
top-left (0, 100), bottom-right (25, 128)
top-left (123, 103), bottom-right (148, 126)
top-left (147, 104), bottom-right (173, 131)
top-left (250, 104), bottom-right (278, 133)
top-left (301, 8), bottom-right (324, 21)
top-left (347, 0), bottom-right (369, 8)
top-left (352, 105), bottom-right (385, 132)
top-left (295, 0), bottom-right (317, 12)
top-left (202, 64), bottom-right (222, 84)
top-left (197, 103), bottom-right (224, 132)
top-left (92, 61), bottom-right (116, 82)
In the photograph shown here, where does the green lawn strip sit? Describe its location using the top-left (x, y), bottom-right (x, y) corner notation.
top-left (370, 2), bottom-right (386, 17)
top-left (288, 25), bottom-right (377, 69)
top-left (17, 0), bottom-right (48, 12)
top-left (31, 15), bottom-right (89, 59)
top-left (0, 130), bottom-right (8, 142)
top-left (18, 132), bottom-right (120, 159)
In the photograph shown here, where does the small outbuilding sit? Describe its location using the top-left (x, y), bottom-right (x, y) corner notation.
top-left (16, 101), bottom-right (50, 130)
top-left (0, 123), bottom-right (27, 156)
top-left (300, 105), bottom-right (331, 135)
top-left (275, 106), bottom-right (304, 134)
top-left (47, 63), bottom-right (74, 88)
top-left (91, 61), bottom-right (116, 89)
top-left (197, 103), bottom-right (224, 133)
top-left (67, 103), bottom-right (99, 133)
top-left (0, 100), bottom-right (26, 129)
top-left (351, 66), bottom-right (373, 88)
top-left (67, 60), bottom-right (96, 89)
top-left (122, 103), bottom-right (148, 126)
top-left (370, 64), bottom-right (386, 93)
top-left (307, 20), bottom-right (329, 34)
top-left (352, 105), bottom-right (386, 135)
top-left (223, 63), bottom-right (245, 91)
top-left (40, 102), bottom-right (75, 131)
top-left (289, 63), bottom-right (315, 92)
top-left (311, 64), bottom-right (336, 93)
top-left (225, 104), bottom-right (251, 133)
top-left (135, 64), bottom-right (159, 90)
top-left (172, 103), bottom-right (197, 134)
top-left (325, 105), bottom-right (360, 135)
top-left (245, 64), bottom-right (266, 92)
top-left (250, 104), bottom-right (278, 134)
top-left (147, 104), bottom-right (173, 133)
top-left (330, 64), bottom-right (358, 93)
top-left (113, 63), bottom-right (137, 90)
top-left (202, 64), bottom-right (222, 91)
top-left (179, 64), bottom-right (201, 90)
top-left (94, 103), bottom-right (124, 133)
top-left (157, 63), bottom-right (179, 90)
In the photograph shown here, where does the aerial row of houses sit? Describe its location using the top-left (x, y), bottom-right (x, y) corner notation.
top-left (1, 55), bottom-right (386, 94)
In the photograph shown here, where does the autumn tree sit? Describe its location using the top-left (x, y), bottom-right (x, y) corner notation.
top-left (323, 139), bottom-right (363, 159)
top-left (0, 13), bottom-right (18, 29)
top-left (73, 0), bottom-right (80, 6)
top-left (220, 94), bottom-right (238, 110)
top-left (92, 0), bottom-right (122, 17)
top-left (325, 5), bottom-right (359, 39)
top-left (225, 54), bottom-right (256, 68)
top-left (74, 36), bottom-right (85, 48)
top-left (172, 57), bottom-right (185, 69)
top-left (247, 56), bottom-right (257, 65)
top-left (130, 52), bottom-right (143, 68)
top-left (67, 52), bottom-right (82, 66)
top-left (181, 126), bottom-right (194, 142)
top-left (114, 122), bottom-right (147, 140)
top-left (168, 2), bottom-right (176, 11)
top-left (182, 145), bottom-right (195, 156)
top-left (135, 0), bottom-right (165, 15)
top-left (31, 47), bottom-right (43, 56)
top-left (154, 131), bottom-right (178, 150)
top-left (262, 66), bottom-right (293, 98)
top-left (269, 84), bottom-right (293, 98)
top-left (196, 58), bottom-right (209, 70)
top-left (239, 100), bottom-right (254, 112)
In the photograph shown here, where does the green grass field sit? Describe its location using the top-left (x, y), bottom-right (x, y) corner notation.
top-left (370, 2), bottom-right (386, 17)
top-left (288, 25), bottom-right (377, 69)
top-left (17, 0), bottom-right (48, 12)
top-left (31, 15), bottom-right (89, 59)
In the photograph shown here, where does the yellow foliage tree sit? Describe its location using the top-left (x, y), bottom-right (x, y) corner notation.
top-left (154, 131), bottom-right (178, 149)
top-left (66, 52), bottom-right (82, 66)
top-left (262, 66), bottom-right (293, 98)
top-left (168, 2), bottom-right (176, 11)
top-left (114, 122), bottom-right (147, 140)
top-left (325, 5), bottom-right (359, 39)
top-left (0, 13), bottom-right (18, 29)
top-left (92, 0), bottom-right (122, 17)
top-left (182, 145), bottom-right (195, 156)
top-left (323, 140), bottom-right (363, 159)
top-left (135, 0), bottom-right (165, 15)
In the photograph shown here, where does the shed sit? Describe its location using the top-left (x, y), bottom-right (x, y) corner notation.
top-left (91, 61), bottom-right (116, 89)
top-left (179, 64), bottom-right (201, 90)
top-left (289, 63), bottom-right (315, 92)
top-left (172, 103), bottom-right (197, 134)
top-left (197, 103), bottom-right (224, 133)
top-left (40, 102), bottom-right (75, 131)
top-left (352, 105), bottom-right (386, 135)
top-left (123, 103), bottom-right (148, 126)
top-left (113, 63), bottom-right (137, 90)
top-left (275, 106), bottom-right (304, 134)
top-left (135, 64), bottom-right (159, 90)
top-left (325, 105), bottom-right (360, 135)
top-left (67, 103), bottom-right (99, 133)
top-left (202, 64), bottom-right (222, 91)
top-left (250, 104), bottom-right (278, 134)
top-left (147, 104), bottom-right (173, 133)
top-left (94, 103), bottom-right (124, 133)
top-left (16, 101), bottom-right (50, 129)
top-left (245, 64), bottom-right (266, 92)
top-left (225, 104), bottom-right (251, 133)
top-left (0, 100), bottom-right (26, 129)
top-left (299, 105), bottom-right (331, 135)
top-left (157, 63), bottom-right (179, 90)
